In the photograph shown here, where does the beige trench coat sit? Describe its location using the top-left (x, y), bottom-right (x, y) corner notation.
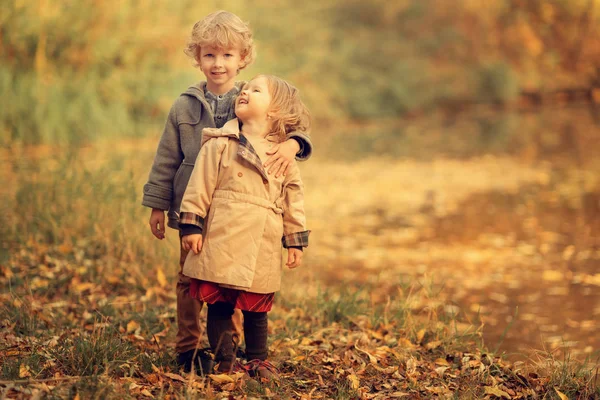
top-left (180, 119), bottom-right (309, 294)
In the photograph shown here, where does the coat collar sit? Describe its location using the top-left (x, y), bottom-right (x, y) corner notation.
top-left (182, 81), bottom-right (246, 124)
top-left (203, 119), bottom-right (269, 181)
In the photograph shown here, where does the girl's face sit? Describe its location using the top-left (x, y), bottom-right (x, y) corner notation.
top-left (235, 77), bottom-right (272, 122)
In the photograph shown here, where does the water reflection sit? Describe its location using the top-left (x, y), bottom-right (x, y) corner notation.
top-left (318, 106), bottom-right (599, 360)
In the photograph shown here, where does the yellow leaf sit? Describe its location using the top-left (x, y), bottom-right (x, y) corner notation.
top-left (58, 243), bottom-right (72, 254)
top-left (162, 372), bottom-right (186, 382)
top-left (416, 329), bottom-right (425, 343)
top-left (74, 282), bottom-right (94, 293)
top-left (554, 388), bottom-right (568, 400)
top-left (19, 364), bottom-right (31, 378)
top-left (542, 270), bottom-right (563, 282)
top-left (425, 340), bottom-right (442, 350)
top-left (141, 389), bottom-right (154, 398)
top-left (484, 386), bottom-right (510, 399)
top-left (434, 358), bottom-right (450, 366)
top-left (126, 320), bottom-right (140, 333)
top-left (354, 343), bottom-right (377, 364)
top-left (156, 268), bottom-right (167, 287)
top-left (73, 394), bottom-right (80, 400)
top-left (209, 373), bottom-right (234, 383)
top-left (347, 373), bottom-right (360, 390)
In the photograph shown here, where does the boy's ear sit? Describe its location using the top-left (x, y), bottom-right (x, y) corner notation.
top-left (238, 54), bottom-right (247, 70)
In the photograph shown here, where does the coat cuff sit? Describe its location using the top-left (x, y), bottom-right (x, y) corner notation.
top-left (180, 224), bottom-right (203, 236)
top-left (286, 132), bottom-right (312, 161)
top-left (282, 230), bottom-right (310, 248)
top-left (142, 183), bottom-right (173, 210)
top-left (179, 212), bottom-right (204, 231)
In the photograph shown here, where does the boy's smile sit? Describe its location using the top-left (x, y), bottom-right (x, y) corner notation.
top-left (199, 45), bottom-right (245, 95)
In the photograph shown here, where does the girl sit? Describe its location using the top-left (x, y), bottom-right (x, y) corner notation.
top-left (179, 75), bottom-right (310, 379)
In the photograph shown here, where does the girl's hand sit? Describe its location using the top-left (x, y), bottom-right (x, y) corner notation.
top-left (286, 248), bottom-right (303, 269)
top-left (182, 234), bottom-right (203, 254)
top-left (149, 208), bottom-right (166, 240)
top-left (264, 139), bottom-right (300, 178)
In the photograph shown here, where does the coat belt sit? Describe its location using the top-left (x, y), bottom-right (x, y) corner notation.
top-left (213, 189), bottom-right (284, 214)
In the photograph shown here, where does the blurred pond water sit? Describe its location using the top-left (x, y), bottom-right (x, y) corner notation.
top-left (316, 105), bottom-right (600, 361)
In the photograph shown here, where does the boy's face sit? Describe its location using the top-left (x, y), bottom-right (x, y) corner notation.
top-left (235, 77), bottom-right (272, 122)
top-left (198, 45), bottom-right (245, 95)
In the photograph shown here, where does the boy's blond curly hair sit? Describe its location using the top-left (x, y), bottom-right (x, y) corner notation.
top-left (184, 10), bottom-right (256, 70)
top-left (255, 75), bottom-right (311, 143)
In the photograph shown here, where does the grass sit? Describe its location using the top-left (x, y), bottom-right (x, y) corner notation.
top-left (1, 145), bottom-right (599, 398)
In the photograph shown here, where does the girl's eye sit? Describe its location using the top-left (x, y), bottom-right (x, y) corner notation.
top-left (204, 54), bottom-right (213, 57)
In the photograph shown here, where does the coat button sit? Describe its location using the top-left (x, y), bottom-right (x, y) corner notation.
top-left (263, 178), bottom-right (268, 185)
top-left (238, 172), bottom-right (243, 177)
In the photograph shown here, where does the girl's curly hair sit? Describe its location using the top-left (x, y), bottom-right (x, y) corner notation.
top-left (255, 75), bottom-right (311, 142)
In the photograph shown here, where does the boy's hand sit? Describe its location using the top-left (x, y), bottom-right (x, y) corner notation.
top-left (286, 248), bottom-right (303, 269)
top-left (182, 234), bottom-right (203, 254)
top-left (264, 139), bottom-right (300, 178)
top-left (149, 208), bottom-right (166, 240)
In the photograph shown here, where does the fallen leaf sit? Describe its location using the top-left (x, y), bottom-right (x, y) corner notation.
top-left (542, 270), bottom-right (563, 282)
top-left (127, 320), bottom-right (140, 333)
top-left (355, 342), bottom-right (378, 364)
top-left (416, 329), bottom-right (425, 343)
top-left (347, 373), bottom-right (360, 390)
top-left (156, 268), bottom-right (167, 287)
top-left (554, 388), bottom-right (568, 400)
top-left (484, 386), bottom-right (510, 399)
top-left (209, 373), bottom-right (234, 383)
top-left (162, 372), bottom-right (187, 382)
top-left (19, 364), bottom-right (31, 378)
top-left (425, 340), bottom-right (442, 350)
top-left (73, 282), bottom-right (94, 293)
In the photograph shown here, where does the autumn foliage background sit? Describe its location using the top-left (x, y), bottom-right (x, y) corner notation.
top-left (1, 1), bottom-right (600, 398)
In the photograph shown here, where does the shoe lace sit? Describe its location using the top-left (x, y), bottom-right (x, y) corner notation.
top-left (244, 359), bottom-right (279, 376)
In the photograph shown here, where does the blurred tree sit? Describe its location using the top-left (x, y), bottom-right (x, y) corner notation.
top-left (2, 0), bottom-right (599, 144)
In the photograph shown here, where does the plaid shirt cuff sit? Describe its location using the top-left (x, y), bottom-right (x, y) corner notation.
top-left (179, 212), bottom-right (204, 231)
top-left (282, 230), bottom-right (311, 248)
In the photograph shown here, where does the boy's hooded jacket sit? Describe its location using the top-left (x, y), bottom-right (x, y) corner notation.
top-left (179, 119), bottom-right (310, 294)
top-left (142, 82), bottom-right (313, 229)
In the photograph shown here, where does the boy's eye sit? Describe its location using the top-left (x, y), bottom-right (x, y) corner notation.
top-left (204, 54), bottom-right (213, 57)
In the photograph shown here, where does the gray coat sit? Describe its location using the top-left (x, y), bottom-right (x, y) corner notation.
top-left (142, 81), bottom-right (313, 229)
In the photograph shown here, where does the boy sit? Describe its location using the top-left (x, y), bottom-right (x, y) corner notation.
top-left (141, 11), bottom-right (313, 372)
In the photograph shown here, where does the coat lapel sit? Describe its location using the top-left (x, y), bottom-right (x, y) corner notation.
top-left (238, 134), bottom-right (269, 181)
top-left (213, 119), bottom-right (269, 181)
